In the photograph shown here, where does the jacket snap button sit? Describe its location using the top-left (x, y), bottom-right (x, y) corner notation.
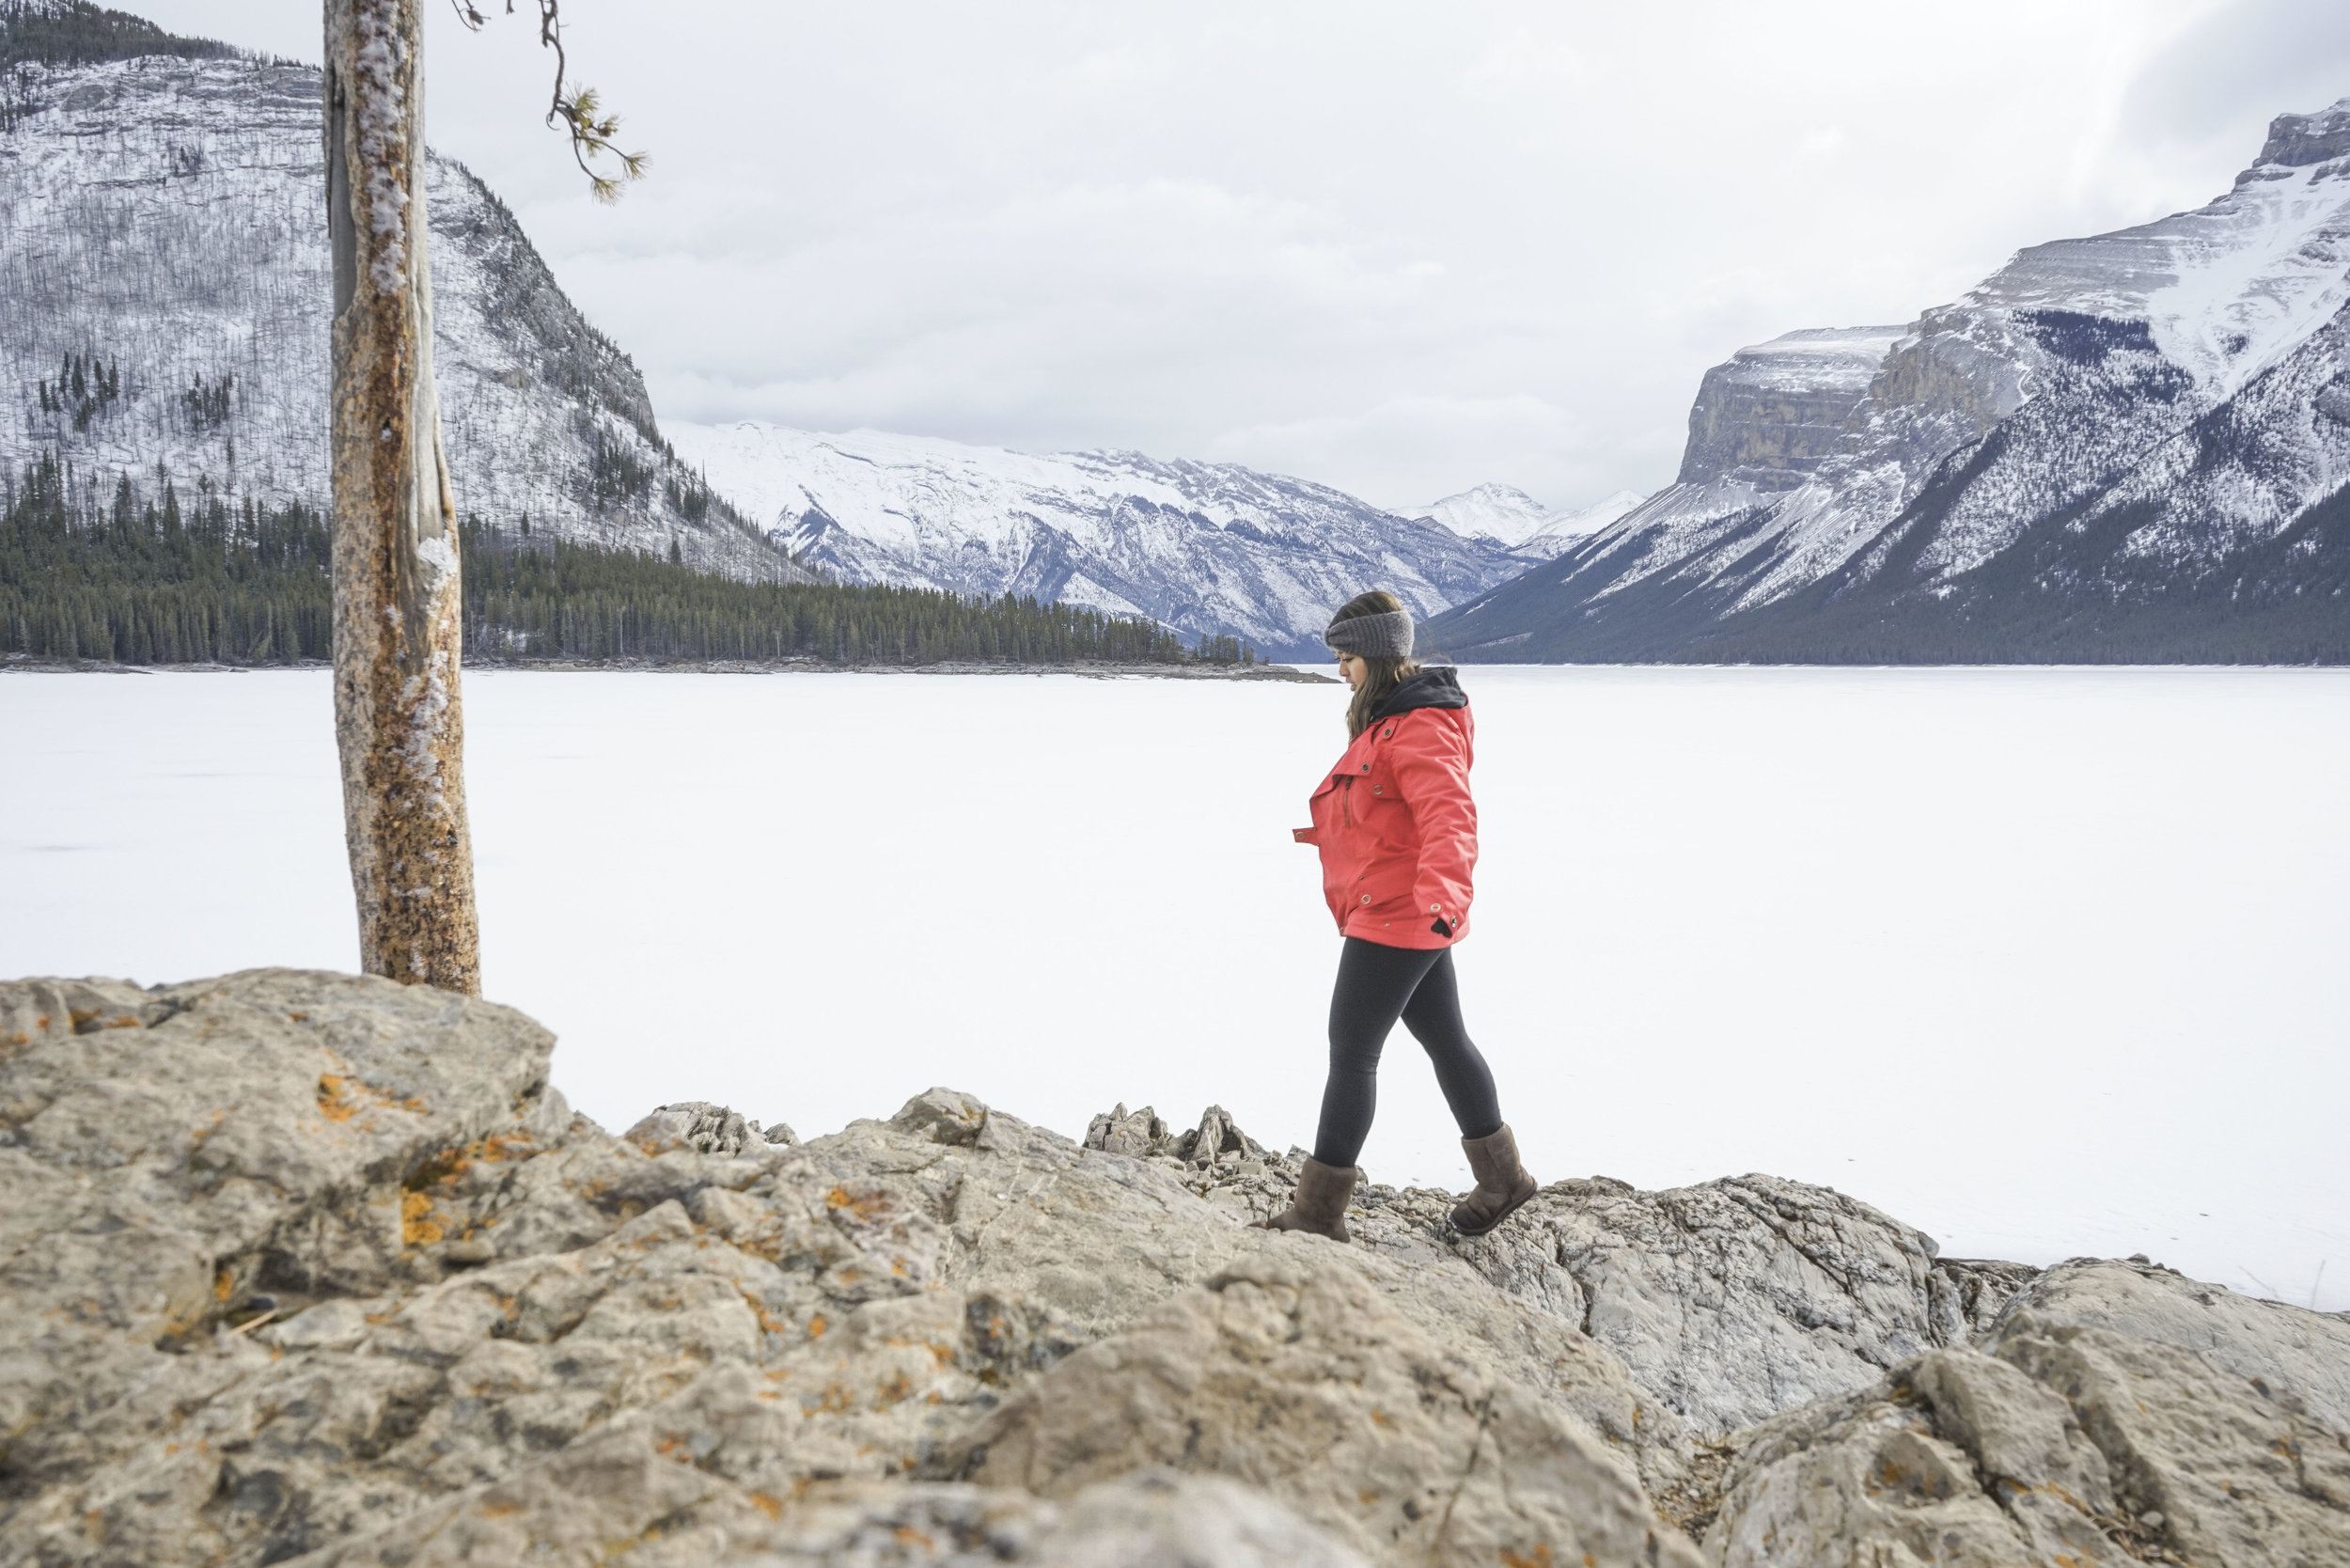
top-left (1360, 894), bottom-right (1371, 904)
top-left (1359, 763), bottom-right (1369, 773)
top-left (1371, 785), bottom-right (1382, 794)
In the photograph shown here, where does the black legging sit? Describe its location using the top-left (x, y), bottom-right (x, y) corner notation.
top-left (1312, 937), bottom-right (1503, 1168)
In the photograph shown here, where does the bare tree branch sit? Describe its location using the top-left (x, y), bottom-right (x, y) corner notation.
top-left (447, 0), bottom-right (646, 202)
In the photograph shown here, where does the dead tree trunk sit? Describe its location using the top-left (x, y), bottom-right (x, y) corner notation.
top-left (323, 0), bottom-right (480, 995)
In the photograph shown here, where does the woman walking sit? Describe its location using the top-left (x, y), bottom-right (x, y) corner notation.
top-left (1264, 590), bottom-right (1538, 1243)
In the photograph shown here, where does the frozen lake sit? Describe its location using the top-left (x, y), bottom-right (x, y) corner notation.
top-left (5, 664), bottom-right (2345, 1312)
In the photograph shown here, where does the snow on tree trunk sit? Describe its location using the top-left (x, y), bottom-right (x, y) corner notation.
top-left (324, 0), bottom-right (479, 995)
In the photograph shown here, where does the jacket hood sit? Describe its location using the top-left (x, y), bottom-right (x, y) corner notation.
top-left (1371, 665), bottom-right (1467, 720)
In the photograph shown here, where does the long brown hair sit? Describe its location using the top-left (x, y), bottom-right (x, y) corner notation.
top-left (1331, 590), bottom-right (1420, 738)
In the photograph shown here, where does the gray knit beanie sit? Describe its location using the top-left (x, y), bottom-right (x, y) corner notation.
top-left (1324, 607), bottom-right (1415, 659)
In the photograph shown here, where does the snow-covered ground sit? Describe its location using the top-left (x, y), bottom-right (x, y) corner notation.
top-left (5, 666), bottom-right (2344, 1312)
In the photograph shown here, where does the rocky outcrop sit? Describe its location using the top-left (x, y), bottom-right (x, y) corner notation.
top-left (1673, 326), bottom-right (1907, 491)
top-left (4, 969), bottom-right (2344, 1568)
top-left (1988, 1258), bottom-right (2350, 1433)
top-left (952, 1253), bottom-right (1702, 1568)
top-left (1705, 1315), bottom-right (2350, 1566)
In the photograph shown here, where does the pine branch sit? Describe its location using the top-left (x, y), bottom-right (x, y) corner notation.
top-left (448, 0), bottom-right (647, 202)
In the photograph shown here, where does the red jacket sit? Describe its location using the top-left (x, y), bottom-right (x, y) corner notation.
top-left (1293, 669), bottom-right (1476, 949)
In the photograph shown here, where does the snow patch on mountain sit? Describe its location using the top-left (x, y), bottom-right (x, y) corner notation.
top-left (668, 420), bottom-right (1526, 656)
top-left (1517, 490), bottom-right (1647, 556)
top-left (1416, 483), bottom-right (1551, 544)
top-left (1415, 482), bottom-right (1647, 562)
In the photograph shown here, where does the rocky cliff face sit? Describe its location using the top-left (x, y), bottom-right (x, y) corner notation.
top-left (1674, 326), bottom-right (1908, 492)
top-left (3, 969), bottom-right (2343, 1567)
top-left (1430, 99), bottom-right (2350, 664)
top-left (0, 45), bottom-right (802, 582)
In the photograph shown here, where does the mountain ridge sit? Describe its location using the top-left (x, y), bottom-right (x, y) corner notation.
top-left (1428, 98), bottom-right (2350, 664)
top-left (670, 419), bottom-right (1528, 658)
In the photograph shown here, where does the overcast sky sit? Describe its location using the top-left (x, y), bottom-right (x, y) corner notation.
top-left (144, 1), bottom-right (2350, 511)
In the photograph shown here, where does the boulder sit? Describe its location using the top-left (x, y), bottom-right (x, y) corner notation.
top-left (625, 1101), bottom-right (796, 1156)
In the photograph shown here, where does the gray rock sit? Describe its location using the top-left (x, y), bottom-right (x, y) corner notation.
top-left (626, 1101), bottom-right (777, 1157)
top-left (892, 1087), bottom-right (991, 1147)
top-left (0, 968), bottom-right (560, 1518)
top-left (1930, 1255), bottom-right (2044, 1342)
top-left (718, 1471), bottom-right (1370, 1567)
top-left (954, 1252), bottom-right (1703, 1568)
top-left (0, 973), bottom-right (1685, 1568)
top-left (1428, 1173), bottom-right (1983, 1435)
top-left (1079, 1101), bottom-right (1265, 1168)
top-left (8, 970), bottom-right (2339, 1568)
top-left (1704, 1316), bottom-right (2350, 1567)
top-left (1080, 1101), bottom-right (1167, 1156)
top-left (1989, 1257), bottom-right (2350, 1430)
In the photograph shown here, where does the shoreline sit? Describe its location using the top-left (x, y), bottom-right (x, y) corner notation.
top-left (0, 652), bottom-right (1335, 682)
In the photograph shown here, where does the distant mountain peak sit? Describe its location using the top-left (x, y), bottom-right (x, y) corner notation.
top-left (2249, 97), bottom-right (2350, 174)
top-left (1418, 483), bottom-right (1551, 544)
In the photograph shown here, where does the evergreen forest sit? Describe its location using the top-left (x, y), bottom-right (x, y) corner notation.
top-left (0, 457), bottom-right (1249, 668)
top-left (0, 2), bottom-right (236, 71)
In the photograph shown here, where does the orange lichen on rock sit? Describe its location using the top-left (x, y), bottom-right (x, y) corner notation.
top-left (317, 1074), bottom-right (360, 1122)
top-left (318, 1072), bottom-right (429, 1125)
top-left (400, 1190), bottom-right (446, 1247)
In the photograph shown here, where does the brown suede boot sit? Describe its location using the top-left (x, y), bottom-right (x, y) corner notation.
top-left (1259, 1156), bottom-right (1359, 1243)
top-left (1450, 1124), bottom-right (1537, 1236)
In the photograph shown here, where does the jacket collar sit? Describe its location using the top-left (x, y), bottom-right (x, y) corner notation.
top-left (1371, 665), bottom-right (1466, 721)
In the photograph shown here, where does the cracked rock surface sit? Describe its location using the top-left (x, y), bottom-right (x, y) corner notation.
top-left (1705, 1313), bottom-right (2350, 1567)
top-left (3, 971), bottom-right (2344, 1568)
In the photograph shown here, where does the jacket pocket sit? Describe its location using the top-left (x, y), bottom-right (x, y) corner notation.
top-left (1345, 858), bottom-right (1417, 921)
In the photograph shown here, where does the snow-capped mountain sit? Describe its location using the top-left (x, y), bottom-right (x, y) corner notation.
top-left (1418, 483), bottom-right (1552, 545)
top-left (1430, 102), bottom-right (2350, 663)
top-left (669, 421), bottom-right (1527, 658)
top-left (0, 17), bottom-right (800, 581)
top-left (1512, 489), bottom-right (1646, 558)
top-left (1415, 482), bottom-right (1646, 561)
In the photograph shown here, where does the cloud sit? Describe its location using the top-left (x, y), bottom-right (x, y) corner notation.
top-left (133, 0), bottom-right (2332, 511)
top-left (2120, 0), bottom-right (2350, 150)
